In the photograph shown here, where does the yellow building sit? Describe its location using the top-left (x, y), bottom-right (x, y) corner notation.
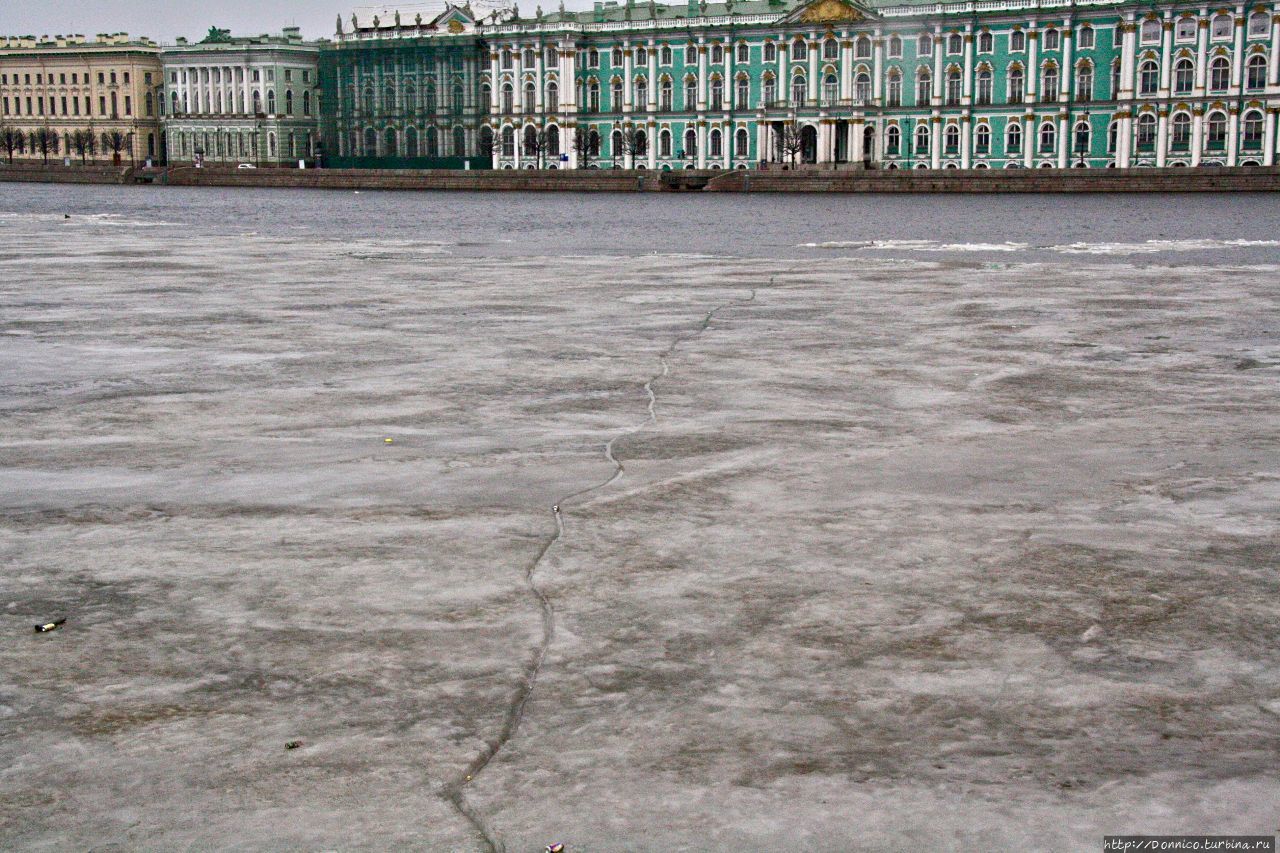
top-left (0, 33), bottom-right (163, 165)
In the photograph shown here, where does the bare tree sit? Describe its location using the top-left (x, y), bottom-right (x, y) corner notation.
top-left (778, 121), bottom-right (804, 167)
top-left (101, 130), bottom-right (128, 164)
top-left (615, 125), bottom-right (646, 165)
top-left (0, 123), bottom-right (19, 164)
top-left (522, 126), bottom-right (551, 168)
top-left (571, 126), bottom-right (598, 169)
top-left (71, 128), bottom-right (97, 164)
top-left (475, 125), bottom-right (500, 163)
top-left (32, 127), bottom-right (58, 165)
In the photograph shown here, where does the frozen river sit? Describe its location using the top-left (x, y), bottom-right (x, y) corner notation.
top-left (2, 185), bottom-right (1279, 850)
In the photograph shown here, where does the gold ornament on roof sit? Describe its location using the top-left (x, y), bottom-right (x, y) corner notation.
top-left (796, 0), bottom-right (865, 23)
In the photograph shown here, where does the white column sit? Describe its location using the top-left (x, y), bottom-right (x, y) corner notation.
top-left (873, 30), bottom-right (884, 103)
top-left (1059, 24), bottom-right (1074, 102)
top-left (778, 38), bottom-right (788, 105)
top-left (623, 40), bottom-right (634, 113)
top-left (514, 47), bottom-right (524, 114)
top-left (564, 46), bottom-right (577, 111)
top-left (1159, 17), bottom-right (1174, 95)
top-left (648, 118), bottom-right (657, 168)
top-left (1230, 5), bottom-right (1246, 92)
top-left (1226, 107), bottom-right (1240, 164)
top-left (536, 46), bottom-right (545, 113)
top-left (1118, 112), bottom-right (1133, 166)
top-left (724, 40), bottom-right (734, 112)
top-left (1194, 15), bottom-right (1209, 94)
top-left (1119, 17), bottom-right (1137, 99)
top-left (932, 25), bottom-right (944, 104)
top-left (723, 122), bottom-right (732, 168)
top-left (756, 121), bottom-right (768, 164)
top-left (932, 115), bottom-right (942, 168)
top-left (490, 51), bottom-right (500, 115)
top-left (696, 122), bottom-right (706, 167)
top-left (242, 65), bottom-right (251, 115)
top-left (840, 39), bottom-right (853, 103)
top-left (961, 116), bottom-right (972, 167)
top-left (1024, 114), bottom-right (1035, 167)
top-left (1056, 113), bottom-right (1069, 167)
top-left (1262, 108), bottom-right (1276, 165)
top-left (697, 40), bottom-right (708, 110)
top-left (1271, 12), bottom-right (1280, 86)
top-left (852, 116), bottom-right (865, 161)
top-left (1026, 26), bottom-right (1039, 103)
top-left (808, 38), bottom-right (819, 102)
top-left (1191, 109), bottom-right (1204, 165)
top-left (647, 41), bottom-right (658, 112)
top-left (962, 29), bottom-right (974, 103)
top-left (1156, 110), bottom-right (1169, 166)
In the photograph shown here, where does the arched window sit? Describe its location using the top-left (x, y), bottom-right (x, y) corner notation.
top-left (1206, 111), bottom-right (1227, 148)
top-left (737, 43), bottom-right (749, 63)
top-left (660, 78), bottom-right (673, 110)
top-left (855, 71), bottom-right (871, 102)
top-left (1073, 121), bottom-right (1090, 156)
top-left (1044, 28), bottom-right (1060, 50)
top-left (1041, 64), bottom-right (1059, 101)
top-left (762, 74), bottom-right (776, 104)
top-left (364, 127), bottom-right (377, 156)
top-left (944, 123), bottom-right (960, 151)
top-left (285, 89), bottom-right (294, 115)
top-left (610, 79), bottom-right (623, 109)
top-left (916, 68), bottom-right (932, 104)
top-left (1242, 110), bottom-right (1264, 147)
top-left (887, 69), bottom-right (902, 106)
top-left (709, 128), bottom-right (722, 158)
top-left (823, 74), bottom-right (838, 105)
top-left (764, 42), bottom-right (777, 63)
top-left (588, 48), bottom-right (600, 68)
top-left (703, 75), bottom-right (720, 109)
top-left (636, 47), bottom-right (648, 64)
top-left (405, 126), bottom-right (419, 157)
top-left (685, 44), bottom-right (697, 64)
top-left (823, 39), bottom-right (838, 60)
top-left (1039, 121), bottom-right (1055, 153)
top-left (453, 126), bottom-right (466, 156)
top-left (547, 81), bottom-right (559, 112)
top-left (1008, 66), bottom-right (1024, 102)
top-left (684, 127), bottom-right (697, 156)
top-left (1107, 121), bottom-right (1118, 152)
top-left (886, 124), bottom-right (901, 154)
top-left (588, 130), bottom-right (600, 156)
top-left (636, 77), bottom-right (648, 106)
top-left (1110, 59), bottom-right (1121, 97)
top-left (793, 39), bottom-right (808, 60)
top-left (1136, 113), bottom-right (1157, 148)
top-left (918, 34), bottom-right (933, 56)
top-left (856, 36), bottom-right (872, 58)
top-left (946, 69), bottom-right (961, 104)
top-left (735, 75), bottom-right (750, 109)
top-left (712, 44), bottom-right (724, 64)
top-left (588, 80), bottom-right (600, 111)
top-left (948, 33), bottom-right (962, 54)
top-left (1209, 56), bottom-right (1230, 92)
top-left (526, 125), bottom-right (540, 157)
top-left (1171, 112), bottom-right (1192, 149)
top-left (1138, 59), bottom-right (1159, 95)
top-left (660, 45), bottom-right (673, 65)
top-left (502, 50), bottom-right (514, 70)
top-left (1249, 10), bottom-right (1270, 35)
top-left (660, 128), bottom-right (672, 157)
top-left (303, 90), bottom-right (312, 116)
top-left (684, 76), bottom-right (697, 108)
top-left (1078, 26), bottom-right (1095, 49)
top-left (1007, 121), bottom-right (1022, 153)
top-left (267, 90), bottom-right (276, 114)
top-left (1211, 13), bottom-right (1232, 39)
top-left (383, 127), bottom-right (397, 156)
top-left (735, 127), bottom-right (748, 158)
top-left (502, 83), bottom-right (514, 113)
top-left (792, 73), bottom-right (806, 106)
top-left (1010, 30), bottom-right (1025, 52)
top-left (612, 47), bottom-right (624, 67)
top-left (975, 123), bottom-right (991, 153)
top-left (914, 123), bottom-right (930, 154)
top-left (634, 129), bottom-right (647, 156)
top-left (1176, 17), bottom-right (1197, 41)
top-left (976, 68), bottom-right (992, 104)
top-left (547, 125), bottom-right (560, 156)
top-left (501, 125), bottom-right (515, 157)
top-left (888, 36), bottom-right (902, 58)
top-left (1246, 54), bottom-right (1267, 90)
top-left (1075, 63), bottom-right (1093, 101)
top-left (1140, 19), bottom-right (1161, 44)
top-left (978, 31), bottom-right (993, 53)
top-left (453, 84), bottom-right (464, 113)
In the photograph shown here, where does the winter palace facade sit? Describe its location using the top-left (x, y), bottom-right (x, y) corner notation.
top-left (325, 0), bottom-right (1280, 169)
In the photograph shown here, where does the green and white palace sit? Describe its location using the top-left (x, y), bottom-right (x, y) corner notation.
top-left (323, 0), bottom-right (1280, 169)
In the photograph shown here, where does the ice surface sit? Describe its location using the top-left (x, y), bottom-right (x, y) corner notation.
top-left (1, 207), bottom-right (1279, 850)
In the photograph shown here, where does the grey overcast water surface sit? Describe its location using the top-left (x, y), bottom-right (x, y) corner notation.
top-left (1, 186), bottom-right (1279, 851)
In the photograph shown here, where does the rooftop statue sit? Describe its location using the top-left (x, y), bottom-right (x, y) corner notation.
top-left (200, 26), bottom-right (233, 43)
top-left (336, 14), bottom-right (344, 35)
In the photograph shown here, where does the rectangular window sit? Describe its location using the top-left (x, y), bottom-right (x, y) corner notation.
top-left (2, 97), bottom-right (7, 115)
top-left (124, 95), bottom-right (132, 115)
top-left (72, 97), bottom-right (79, 116)
top-left (98, 72), bottom-right (105, 84)
top-left (123, 71), bottom-right (130, 84)
top-left (36, 73), bottom-right (42, 84)
top-left (99, 95), bottom-right (107, 115)
top-left (26, 97), bottom-right (33, 114)
top-left (285, 69), bottom-right (293, 81)
top-left (60, 73), bottom-right (66, 84)
top-left (37, 96), bottom-right (44, 115)
top-left (61, 96), bottom-right (67, 114)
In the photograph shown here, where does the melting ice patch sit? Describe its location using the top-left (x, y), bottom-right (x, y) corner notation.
top-left (0, 211), bottom-right (174, 227)
top-left (1049, 239), bottom-right (1280, 255)
top-left (799, 239), bottom-right (1029, 252)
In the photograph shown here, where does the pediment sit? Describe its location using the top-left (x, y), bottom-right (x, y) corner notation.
top-left (782, 0), bottom-right (873, 24)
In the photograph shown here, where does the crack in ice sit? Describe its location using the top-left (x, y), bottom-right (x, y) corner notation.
top-left (443, 287), bottom-right (758, 853)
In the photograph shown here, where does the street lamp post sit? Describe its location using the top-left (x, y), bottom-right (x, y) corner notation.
top-left (1076, 109), bottom-right (1090, 167)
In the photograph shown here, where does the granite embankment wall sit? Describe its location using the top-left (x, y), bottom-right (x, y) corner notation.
top-left (2, 163), bottom-right (1279, 192)
top-left (707, 165), bottom-right (1280, 192)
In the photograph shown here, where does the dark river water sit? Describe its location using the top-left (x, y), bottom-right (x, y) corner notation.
top-left (3, 183), bottom-right (1279, 264)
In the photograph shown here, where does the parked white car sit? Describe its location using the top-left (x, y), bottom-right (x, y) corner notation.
top-left (237, 163), bottom-right (257, 170)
